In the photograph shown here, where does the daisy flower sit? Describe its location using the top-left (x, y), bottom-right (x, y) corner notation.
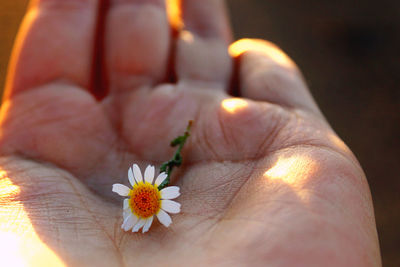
top-left (112, 164), bottom-right (181, 233)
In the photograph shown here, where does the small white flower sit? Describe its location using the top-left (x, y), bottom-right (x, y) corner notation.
top-left (112, 164), bottom-right (181, 233)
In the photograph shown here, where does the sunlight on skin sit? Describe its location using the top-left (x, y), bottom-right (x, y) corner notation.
top-left (264, 155), bottom-right (318, 202)
top-left (180, 30), bottom-right (194, 43)
top-left (229, 39), bottom-right (294, 68)
top-left (327, 133), bottom-right (350, 153)
top-left (0, 171), bottom-right (20, 197)
top-left (0, 173), bottom-right (65, 267)
top-left (166, 0), bottom-right (183, 31)
top-left (221, 98), bottom-right (249, 114)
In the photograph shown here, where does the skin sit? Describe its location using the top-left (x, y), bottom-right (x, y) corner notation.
top-left (0, 0), bottom-right (381, 266)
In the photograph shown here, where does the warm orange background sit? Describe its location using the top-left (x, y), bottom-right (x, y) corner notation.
top-left (1, 1), bottom-right (399, 266)
top-left (0, 1), bottom-right (27, 92)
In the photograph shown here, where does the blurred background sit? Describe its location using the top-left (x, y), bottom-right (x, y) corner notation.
top-left (0, 0), bottom-right (398, 265)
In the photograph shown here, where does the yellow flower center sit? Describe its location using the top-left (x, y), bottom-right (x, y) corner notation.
top-left (130, 182), bottom-right (161, 218)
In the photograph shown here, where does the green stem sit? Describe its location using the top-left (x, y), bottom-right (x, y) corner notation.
top-left (158, 120), bottom-right (193, 190)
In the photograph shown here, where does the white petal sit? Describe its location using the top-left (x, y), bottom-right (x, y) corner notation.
top-left (160, 186), bottom-right (180, 200)
top-left (144, 165), bottom-right (155, 184)
top-left (132, 164), bottom-right (143, 184)
top-left (161, 200), bottom-right (181, 214)
top-left (157, 209), bottom-right (172, 227)
top-left (128, 167), bottom-right (135, 186)
top-left (142, 216), bottom-right (154, 233)
top-left (112, 184), bottom-right (130, 196)
top-left (154, 172), bottom-right (168, 187)
top-left (122, 215), bottom-right (138, 231)
top-left (132, 218), bottom-right (146, 232)
top-left (123, 200), bottom-right (132, 220)
top-left (123, 199), bottom-right (129, 210)
top-left (123, 209), bottom-right (131, 220)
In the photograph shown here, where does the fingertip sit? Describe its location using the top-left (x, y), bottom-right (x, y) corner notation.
top-left (230, 38), bottom-right (321, 115)
top-left (229, 38), bottom-right (295, 68)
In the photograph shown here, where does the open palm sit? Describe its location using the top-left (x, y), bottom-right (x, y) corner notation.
top-left (0, 1), bottom-right (380, 266)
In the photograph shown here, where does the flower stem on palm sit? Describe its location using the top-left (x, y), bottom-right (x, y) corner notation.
top-left (158, 120), bottom-right (192, 190)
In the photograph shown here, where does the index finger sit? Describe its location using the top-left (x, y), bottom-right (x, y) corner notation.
top-left (4, 0), bottom-right (99, 100)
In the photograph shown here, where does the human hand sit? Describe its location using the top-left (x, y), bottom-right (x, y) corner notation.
top-left (0, 0), bottom-right (380, 266)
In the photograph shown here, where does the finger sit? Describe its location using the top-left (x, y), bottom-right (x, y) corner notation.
top-left (105, 0), bottom-right (170, 93)
top-left (229, 39), bottom-right (321, 115)
top-left (174, 0), bottom-right (233, 89)
top-left (4, 0), bottom-right (99, 100)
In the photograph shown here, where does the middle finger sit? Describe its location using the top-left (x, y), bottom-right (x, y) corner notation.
top-left (106, 0), bottom-right (171, 93)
